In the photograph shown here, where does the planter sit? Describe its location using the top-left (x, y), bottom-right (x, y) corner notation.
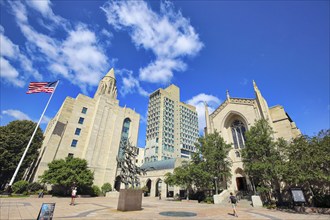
top-left (117, 189), bottom-right (143, 211)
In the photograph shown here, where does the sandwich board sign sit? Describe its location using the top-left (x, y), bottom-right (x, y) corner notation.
top-left (37, 203), bottom-right (56, 220)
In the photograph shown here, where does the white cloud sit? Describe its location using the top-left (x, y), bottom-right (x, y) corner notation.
top-left (186, 93), bottom-right (221, 133)
top-left (2, 109), bottom-right (50, 124)
top-left (26, 0), bottom-right (52, 17)
top-left (0, 26), bottom-right (42, 86)
top-left (117, 69), bottom-right (149, 97)
top-left (2, 109), bottom-right (31, 120)
top-left (102, 0), bottom-right (203, 84)
top-left (0, 57), bottom-right (25, 87)
top-left (26, 0), bottom-right (67, 27)
top-left (41, 115), bottom-right (51, 124)
top-left (7, 1), bottom-right (109, 93)
top-left (139, 59), bottom-right (186, 84)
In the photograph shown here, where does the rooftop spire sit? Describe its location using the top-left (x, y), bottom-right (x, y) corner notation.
top-left (94, 68), bottom-right (117, 99)
top-left (105, 68), bottom-right (115, 79)
top-left (226, 89), bottom-right (230, 101)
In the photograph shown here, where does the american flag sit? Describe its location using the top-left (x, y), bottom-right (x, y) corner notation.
top-left (26, 81), bottom-right (58, 94)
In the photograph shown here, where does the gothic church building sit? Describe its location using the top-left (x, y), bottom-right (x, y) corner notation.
top-left (205, 81), bottom-right (301, 193)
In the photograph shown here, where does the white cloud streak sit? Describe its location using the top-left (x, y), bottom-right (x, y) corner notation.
top-left (117, 69), bottom-right (149, 97)
top-left (102, 0), bottom-right (203, 84)
top-left (2, 109), bottom-right (50, 124)
top-left (186, 93), bottom-right (221, 133)
top-left (7, 1), bottom-right (109, 93)
top-left (2, 109), bottom-right (31, 121)
top-left (0, 25), bottom-right (42, 87)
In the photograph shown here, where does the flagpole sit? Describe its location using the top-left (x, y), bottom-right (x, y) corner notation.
top-left (8, 81), bottom-right (59, 187)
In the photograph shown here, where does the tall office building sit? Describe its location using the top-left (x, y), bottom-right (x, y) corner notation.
top-left (32, 68), bottom-right (140, 187)
top-left (144, 85), bottom-right (199, 162)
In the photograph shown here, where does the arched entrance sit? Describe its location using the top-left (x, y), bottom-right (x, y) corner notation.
top-left (114, 176), bottom-right (121, 192)
top-left (236, 177), bottom-right (247, 191)
top-left (145, 179), bottom-right (152, 197)
top-left (235, 168), bottom-right (247, 191)
top-left (155, 179), bottom-right (162, 197)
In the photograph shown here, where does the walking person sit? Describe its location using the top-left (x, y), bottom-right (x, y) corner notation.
top-left (229, 192), bottom-right (238, 217)
top-left (70, 187), bottom-right (77, 205)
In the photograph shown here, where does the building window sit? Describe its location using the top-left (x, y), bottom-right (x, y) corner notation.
top-left (75, 128), bottom-right (81, 135)
top-left (68, 153), bottom-right (74, 158)
top-left (78, 117), bottom-right (84, 124)
top-left (71, 139), bottom-right (78, 147)
top-left (81, 107), bottom-right (88, 114)
top-left (231, 120), bottom-right (246, 149)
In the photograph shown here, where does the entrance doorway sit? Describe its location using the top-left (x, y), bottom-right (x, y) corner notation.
top-left (236, 177), bottom-right (247, 191)
top-left (145, 179), bottom-right (151, 197)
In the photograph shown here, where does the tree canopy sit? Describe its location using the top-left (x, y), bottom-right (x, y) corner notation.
top-left (241, 119), bottom-right (285, 203)
top-left (242, 119), bottom-right (330, 204)
top-left (40, 157), bottom-right (94, 195)
top-left (0, 120), bottom-right (43, 189)
top-left (164, 131), bottom-right (232, 198)
top-left (283, 130), bottom-right (330, 196)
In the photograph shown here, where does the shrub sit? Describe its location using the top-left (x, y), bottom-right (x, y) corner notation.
top-left (313, 195), bottom-right (330, 208)
top-left (204, 196), bottom-right (214, 204)
top-left (28, 182), bottom-right (44, 193)
top-left (12, 180), bottom-right (29, 194)
top-left (91, 185), bottom-right (101, 197)
top-left (101, 183), bottom-right (112, 194)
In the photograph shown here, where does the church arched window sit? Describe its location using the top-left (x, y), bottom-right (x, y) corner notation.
top-left (231, 120), bottom-right (246, 149)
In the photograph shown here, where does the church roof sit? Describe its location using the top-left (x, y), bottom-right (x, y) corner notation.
top-left (210, 97), bottom-right (255, 118)
top-left (140, 158), bottom-right (176, 171)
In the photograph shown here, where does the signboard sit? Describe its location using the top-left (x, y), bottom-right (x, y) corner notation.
top-left (291, 188), bottom-right (306, 203)
top-left (37, 203), bottom-right (56, 220)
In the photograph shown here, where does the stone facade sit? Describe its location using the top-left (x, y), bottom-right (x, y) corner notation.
top-left (205, 81), bottom-right (301, 192)
top-left (32, 69), bottom-right (140, 187)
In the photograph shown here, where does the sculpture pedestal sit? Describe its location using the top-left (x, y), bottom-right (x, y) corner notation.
top-left (251, 195), bottom-right (263, 207)
top-left (117, 189), bottom-right (143, 211)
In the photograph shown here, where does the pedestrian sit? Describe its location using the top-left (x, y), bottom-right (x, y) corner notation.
top-left (70, 187), bottom-right (77, 205)
top-left (229, 192), bottom-right (238, 217)
top-left (159, 192), bottom-right (161, 200)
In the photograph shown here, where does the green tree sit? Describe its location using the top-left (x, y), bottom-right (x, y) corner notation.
top-left (241, 119), bottom-right (284, 203)
top-left (40, 157), bottom-right (94, 196)
top-left (284, 130), bottom-right (330, 202)
top-left (101, 182), bottom-right (112, 194)
top-left (0, 120), bottom-right (43, 188)
top-left (12, 180), bottom-right (29, 194)
top-left (164, 161), bottom-right (193, 199)
top-left (164, 132), bottom-right (232, 198)
top-left (194, 132), bottom-right (232, 191)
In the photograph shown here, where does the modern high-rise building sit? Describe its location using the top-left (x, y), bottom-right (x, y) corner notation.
top-left (32, 69), bottom-right (140, 188)
top-left (144, 85), bottom-right (199, 162)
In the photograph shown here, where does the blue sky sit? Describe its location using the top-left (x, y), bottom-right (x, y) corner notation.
top-left (1, 0), bottom-right (329, 147)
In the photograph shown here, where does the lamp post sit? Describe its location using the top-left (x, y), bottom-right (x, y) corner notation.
top-left (214, 177), bottom-right (218, 195)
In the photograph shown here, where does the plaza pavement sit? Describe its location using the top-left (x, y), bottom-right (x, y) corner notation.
top-left (0, 196), bottom-right (329, 220)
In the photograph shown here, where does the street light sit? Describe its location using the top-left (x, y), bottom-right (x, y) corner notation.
top-left (214, 177), bottom-right (218, 195)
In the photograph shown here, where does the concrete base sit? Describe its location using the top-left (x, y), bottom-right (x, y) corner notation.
top-left (251, 195), bottom-right (263, 207)
top-left (117, 189), bottom-right (143, 211)
top-left (106, 191), bottom-right (119, 198)
top-left (213, 190), bottom-right (230, 204)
